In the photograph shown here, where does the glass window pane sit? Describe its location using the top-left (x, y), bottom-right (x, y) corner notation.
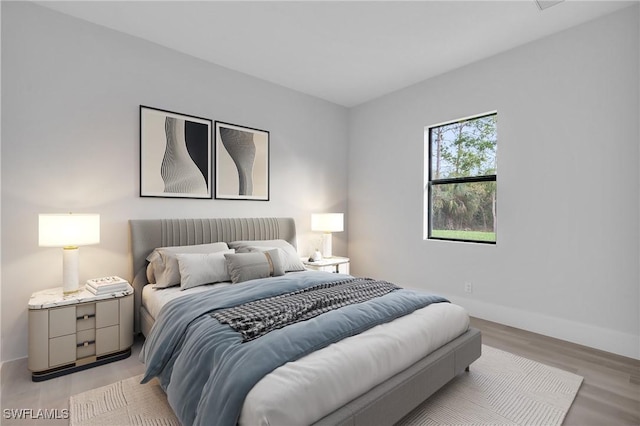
top-left (430, 181), bottom-right (496, 243)
top-left (430, 115), bottom-right (497, 180)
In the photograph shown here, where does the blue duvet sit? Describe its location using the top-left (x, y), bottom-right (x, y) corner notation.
top-left (140, 271), bottom-right (448, 426)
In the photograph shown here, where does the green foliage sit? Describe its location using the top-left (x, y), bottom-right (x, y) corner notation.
top-left (432, 114), bottom-right (497, 178)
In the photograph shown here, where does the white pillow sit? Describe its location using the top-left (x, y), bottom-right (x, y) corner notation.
top-left (176, 249), bottom-right (235, 290)
top-left (146, 263), bottom-right (156, 284)
top-left (147, 242), bottom-right (230, 288)
top-left (228, 240), bottom-right (305, 272)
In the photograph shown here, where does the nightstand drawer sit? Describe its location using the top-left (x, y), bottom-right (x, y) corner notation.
top-left (49, 334), bottom-right (76, 367)
top-left (76, 304), bottom-right (96, 331)
top-left (49, 307), bottom-right (76, 338)
top-left (77, 328), bottom-right (96, 359)
top-left (96, 299), bottom-right (119, 328)
top-left (77, 343), bottom-right (96, 360)
top-left (96, 325), bottom-right (119, 355)
top-left (76, 329), bottom-right (95, 346)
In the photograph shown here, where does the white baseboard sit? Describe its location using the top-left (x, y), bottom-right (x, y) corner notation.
top-left (449, 295), bottom-right (640, 360)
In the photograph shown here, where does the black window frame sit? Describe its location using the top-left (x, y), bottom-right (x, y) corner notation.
top-left (426, 112), bottom-right (497, 245)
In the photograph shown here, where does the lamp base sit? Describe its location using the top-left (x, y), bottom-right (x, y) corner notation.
top-left (62, 247), bottom-right (80, 294)
top-left (321, 233), bottom-right (333, 258)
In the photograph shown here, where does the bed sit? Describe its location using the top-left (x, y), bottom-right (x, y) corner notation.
top-left (130, 217), bottom-right (481, 426)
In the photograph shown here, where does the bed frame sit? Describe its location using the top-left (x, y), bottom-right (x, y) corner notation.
top-left (129, 217), bottom-right (481, 426)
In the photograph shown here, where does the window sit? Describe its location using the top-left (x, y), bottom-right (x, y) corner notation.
top-left (425, 113), bottom-right (497, 244)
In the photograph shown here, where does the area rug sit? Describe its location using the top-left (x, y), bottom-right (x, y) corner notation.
top-left (396, 345), bottom-right (583, 425)
top-left (69, 345), bottom-right (582, 426)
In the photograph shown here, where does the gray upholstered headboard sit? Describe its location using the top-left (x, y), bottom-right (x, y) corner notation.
top-left (129, 217), bottom-right (297, 333)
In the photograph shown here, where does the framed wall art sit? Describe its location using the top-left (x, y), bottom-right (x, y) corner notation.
top-left (140, 105), bottom-right (212, 199)
top-left (215, 121), bottom-right (270, 201)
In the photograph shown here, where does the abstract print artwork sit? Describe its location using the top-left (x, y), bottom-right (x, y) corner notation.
top-left (215, 122), bottom-right (269, 200)
top-left (140, 106), bottom-right (212, 198)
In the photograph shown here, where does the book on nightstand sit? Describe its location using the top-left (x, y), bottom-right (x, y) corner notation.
top-left (86, 276), bottom-right (129, 295)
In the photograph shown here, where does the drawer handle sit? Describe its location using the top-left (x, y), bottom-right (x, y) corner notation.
top-left (77, 314), bottom-right (96, 320)
top-left (77, 340), bottom-right (96, 348)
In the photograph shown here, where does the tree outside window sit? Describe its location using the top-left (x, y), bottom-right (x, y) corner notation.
top-left (425, 113), bottom-right (497, 244)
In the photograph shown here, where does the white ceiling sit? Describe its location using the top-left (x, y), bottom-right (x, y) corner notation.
top-left (36, 1), bottom-right (636, 107)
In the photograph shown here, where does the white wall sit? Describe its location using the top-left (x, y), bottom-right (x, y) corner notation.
top-left (1, 2), bottom-right (348, 362)
top-left (348, 6), bottom-right (639, 359)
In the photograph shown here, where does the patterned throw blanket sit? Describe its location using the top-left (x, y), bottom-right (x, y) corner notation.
top-left (212, 277), bottom-right (400, 341)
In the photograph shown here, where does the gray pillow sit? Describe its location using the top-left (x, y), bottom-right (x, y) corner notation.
top-left (224, 249), bottom-right (285, 284)
top-left (176, 250), bottom-right (235, 290)
top-left (146, 242), bottom-right (230, 288)
top-left (228, 239), bottom-right (305, 272)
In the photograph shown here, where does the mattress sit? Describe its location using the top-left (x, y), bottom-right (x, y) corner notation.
top-left (141, 276), bottom-right (469, 425)
top-left (142, 280), bottom-right (232, 319)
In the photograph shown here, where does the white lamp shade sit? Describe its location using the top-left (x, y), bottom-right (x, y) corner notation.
top-left (311, 213), bottom-right (344, 233)
top-left (39, 213), bottom-right (100, 247)
top-left (39, 213), bottom-right (100, 293)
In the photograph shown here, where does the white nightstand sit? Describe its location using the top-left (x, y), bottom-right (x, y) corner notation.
top-left (303, 256), bottom-right (350, 274)
top-left (28, 284), bottom-right (134, 381)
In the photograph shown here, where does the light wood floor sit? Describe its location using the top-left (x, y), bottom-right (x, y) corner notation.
top-left (1, 319), bottom-right (638, 425)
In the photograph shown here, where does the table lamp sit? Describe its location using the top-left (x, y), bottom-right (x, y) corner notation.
top-left (311, 213), bottom-right (344, 258)
top-left (39, 213), bottom-right (100, 293)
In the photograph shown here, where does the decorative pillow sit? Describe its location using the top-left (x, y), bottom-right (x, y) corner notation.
top-left (228, 240), bottom-right (305, 272)
top-left (246, 246), bottom-right (293, 269)
top-left (224, 249), bottom-right (285, 284)
top-left (176, 250), bottom-right (235, 290)
top-left (147, 242), bottom-right (230, 288)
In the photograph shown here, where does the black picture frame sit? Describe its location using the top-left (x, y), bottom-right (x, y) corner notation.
top-left (140, 105), bottom-right (212, 199)
top-left (214, 121), bottom-right (270, 201)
